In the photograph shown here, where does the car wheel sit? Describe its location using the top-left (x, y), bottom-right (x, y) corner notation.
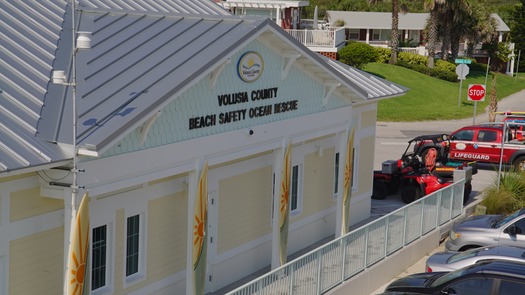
top-left (372, 181), bottom-right (389, 200)
top-left (515, 156), bottom-right (525, 171)
top-left (401, 185), bottom-right (423, 204)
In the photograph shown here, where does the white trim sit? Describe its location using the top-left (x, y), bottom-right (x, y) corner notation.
top-left (80, 106), bottom-right (354, 196)
top-left (127, 269), bottom-right (186, 295)
top-left (123, 212), bottom-right (147, 288)
top-left (90, 223), bottom-right (114, 295)
top-left (0, 256), bottom-right (5, 295)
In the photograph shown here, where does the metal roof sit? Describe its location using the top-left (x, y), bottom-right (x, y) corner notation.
top-left (1, 1), bottom-right (408, 175)
top-left (79, 0), bottom-right (230, 15)
top-left (326, 11), bottom-right (510, 32)
top-left (321, 57), bottom-right (408, 99)
top-left (0, 0), bottom-right (230, 175)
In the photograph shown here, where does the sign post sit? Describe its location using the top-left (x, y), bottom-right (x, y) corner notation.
top-left (456, 63), bottom-right (470, 107)
top-left (467, 84), bottom-right (486, 124)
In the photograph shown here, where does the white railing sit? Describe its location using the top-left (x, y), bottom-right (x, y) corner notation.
top-left (285, 28), bottom-right (346, 48)
top-left (226, 179), bottom-right (465, 295)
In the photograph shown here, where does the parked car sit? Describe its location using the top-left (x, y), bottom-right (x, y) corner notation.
top-left (382, 260), bottom-right (525, 295)
top-left (426, 246), bottom-right (525, 272)
top-left (445, 209), bottom-right (525, 252)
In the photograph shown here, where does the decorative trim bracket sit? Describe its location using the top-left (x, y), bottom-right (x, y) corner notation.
top-left (322, 82), bottom-right (340, 106)
top-left (209, 58), bottom-right (231, 89)
top-left (281, 52), bottom-right (301, 80)
top-left (139, 111), bottom-right (162, 145)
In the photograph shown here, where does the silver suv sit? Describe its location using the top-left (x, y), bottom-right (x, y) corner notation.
top-left (445, 209), bottom-right (525, 252)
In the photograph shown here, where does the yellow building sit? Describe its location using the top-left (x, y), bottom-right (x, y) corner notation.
top-left (0, 1), bottom-right (407, 294)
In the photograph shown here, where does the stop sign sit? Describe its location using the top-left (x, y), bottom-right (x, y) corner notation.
top-left (468, 84), bottom-right (486, 101)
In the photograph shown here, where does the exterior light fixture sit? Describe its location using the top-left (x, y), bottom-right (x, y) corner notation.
top-left (76, 32), bottom-right (91, 50)
top-left (52, 70), bottom-right (67, 85)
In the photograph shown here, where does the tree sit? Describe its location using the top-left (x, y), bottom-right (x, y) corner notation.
top-left (424, 0), bottom-right (446, 68)
top-left (488, 75), bottom-right (497, 122)
top-left (511, 0), bottom-right (525, 72)
top-left (368, 0), bottom-right (411, 65)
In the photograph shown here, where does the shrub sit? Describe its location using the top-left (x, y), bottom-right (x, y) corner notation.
top-left (398, 51), bottom-right (427, 66)
top-left (338, 42), bottom-right (379, 69)
top-left (481, 169), bottom-right (525, 214)
top-left (431, 68), bottom-right (457, 82)
top-left (469, 61), bottom-right (488, 72)
top-left (435, 60), bottom-right (456, 72)
top-left (374, 47), bottom-right (391, 64)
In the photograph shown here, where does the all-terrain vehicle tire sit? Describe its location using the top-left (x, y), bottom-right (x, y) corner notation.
top-left (401, 185), bottom-right (423, 204)
top-left (514, 156), bottom-right (525, 172)
top-left (463, 182), bottom-right (472, 205)
top-left (372, 181), bottom-right (389, 200)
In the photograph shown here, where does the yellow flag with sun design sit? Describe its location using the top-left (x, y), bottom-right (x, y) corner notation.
top-left (342, 127), bottom-right (355, 235)
top-left (67, 192), bottom-right (90, 295)
top-left (279, 142), bottom-right (291, 265)
top-left (193, 162), bottom-right (208, 295)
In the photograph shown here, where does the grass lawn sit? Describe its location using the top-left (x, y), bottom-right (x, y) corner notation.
top-left (363, 63), bottom-right (525, 122)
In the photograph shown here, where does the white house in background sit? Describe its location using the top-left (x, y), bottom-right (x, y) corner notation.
top-left (214, 0), bottom-right (309, 30)
top-left (325, 11), bottom-right (511, 56)
top-left (0, 0), bottom-right (407, 294)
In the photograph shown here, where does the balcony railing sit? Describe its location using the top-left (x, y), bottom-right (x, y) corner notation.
top-left (285, 28), bottom-right (346, 49)
top-left (226, 179), bottom-right (465, 295)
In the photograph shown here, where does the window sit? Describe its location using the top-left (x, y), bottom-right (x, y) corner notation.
top-left (499, 280), bottom-right (525, 295)
top-left (477, 130), bottom-right (498, 142)
top-left (453, 130), bottom-right (474, 141)
top-left (334, 153), bottom-right (340, 195)
top-left (372, 29), bottom-right (380, 40)
top-left (446, 278), bottom-right (493, 295)
top-left (126, 215), bottom-right (140, 277)
top-left (291, 165), bottom-right (301, 212)
top-left (348, 29), bottom-right (359, 40)
top-left (92, 225), bottom-right (107, 290)
top-left (334, 148), bottom-right (356, 198)
top-left (272, 164), bottom-right (302, 218)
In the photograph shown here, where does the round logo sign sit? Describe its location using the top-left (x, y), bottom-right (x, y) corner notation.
top-left (456, 143), bottom-right (466, 150)
top-left (237, 51), bottom-right (264, 82)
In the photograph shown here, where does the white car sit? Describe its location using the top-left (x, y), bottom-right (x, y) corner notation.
top-left (426, 246), bottom-right (525, 272)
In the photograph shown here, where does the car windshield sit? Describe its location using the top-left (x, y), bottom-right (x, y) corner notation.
top-left (429, 266), bottom-right (473, 287)
top-left (495, 210), bottom-right (525, 228)
top-left (447, 248), bottom-right (480, 264)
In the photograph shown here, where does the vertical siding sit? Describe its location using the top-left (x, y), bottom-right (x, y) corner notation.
top-left (10, 187), bottom-right (64, 222)
top-left (357, 136), bottom-right (375, 196)
top-left (147, 191), bottom-right (188, 279)
top-left (217, 166), bottom-right (272, 254)
top-left (298, 148), bottom-right (335, 220)
top-left (9, 227), bottom-right (64, 295)
top-left (360, 109), bottom-right (377, 128)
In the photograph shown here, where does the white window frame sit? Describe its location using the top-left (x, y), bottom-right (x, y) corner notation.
top-left (333, 146), bottom-right (358, 200)
top-left (290, 163), bottom-right (303, 217)
top-left (333, 152), bottom-right (340, 200)
top-left (91, 224), bottom-right (113, 295)
top-left (348, 29), bottom-right (359, 40)
top-left (123, 212), bottom-right (146, 286)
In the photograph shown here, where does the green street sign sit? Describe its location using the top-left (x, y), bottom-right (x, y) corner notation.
top-left (455, 59), bottom-right (472, 64)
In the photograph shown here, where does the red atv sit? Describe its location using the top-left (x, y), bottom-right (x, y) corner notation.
top-left (372, 134), bottom-right (474, 204)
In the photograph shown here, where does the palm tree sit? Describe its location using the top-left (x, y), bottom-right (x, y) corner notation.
top-left (390, 0), bottom-right (400, 64)
top-left (424, 0), bottom-right (445, 68)
top-left (369, 0), bottom-right (409, 64)
top-left (439, 0), bottom-right (472, 61)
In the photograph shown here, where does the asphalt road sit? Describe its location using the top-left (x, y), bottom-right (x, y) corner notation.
top-left (371, 123), bottom-right (495, 218)
top-left (371, 87), bottom-right (525, 215)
